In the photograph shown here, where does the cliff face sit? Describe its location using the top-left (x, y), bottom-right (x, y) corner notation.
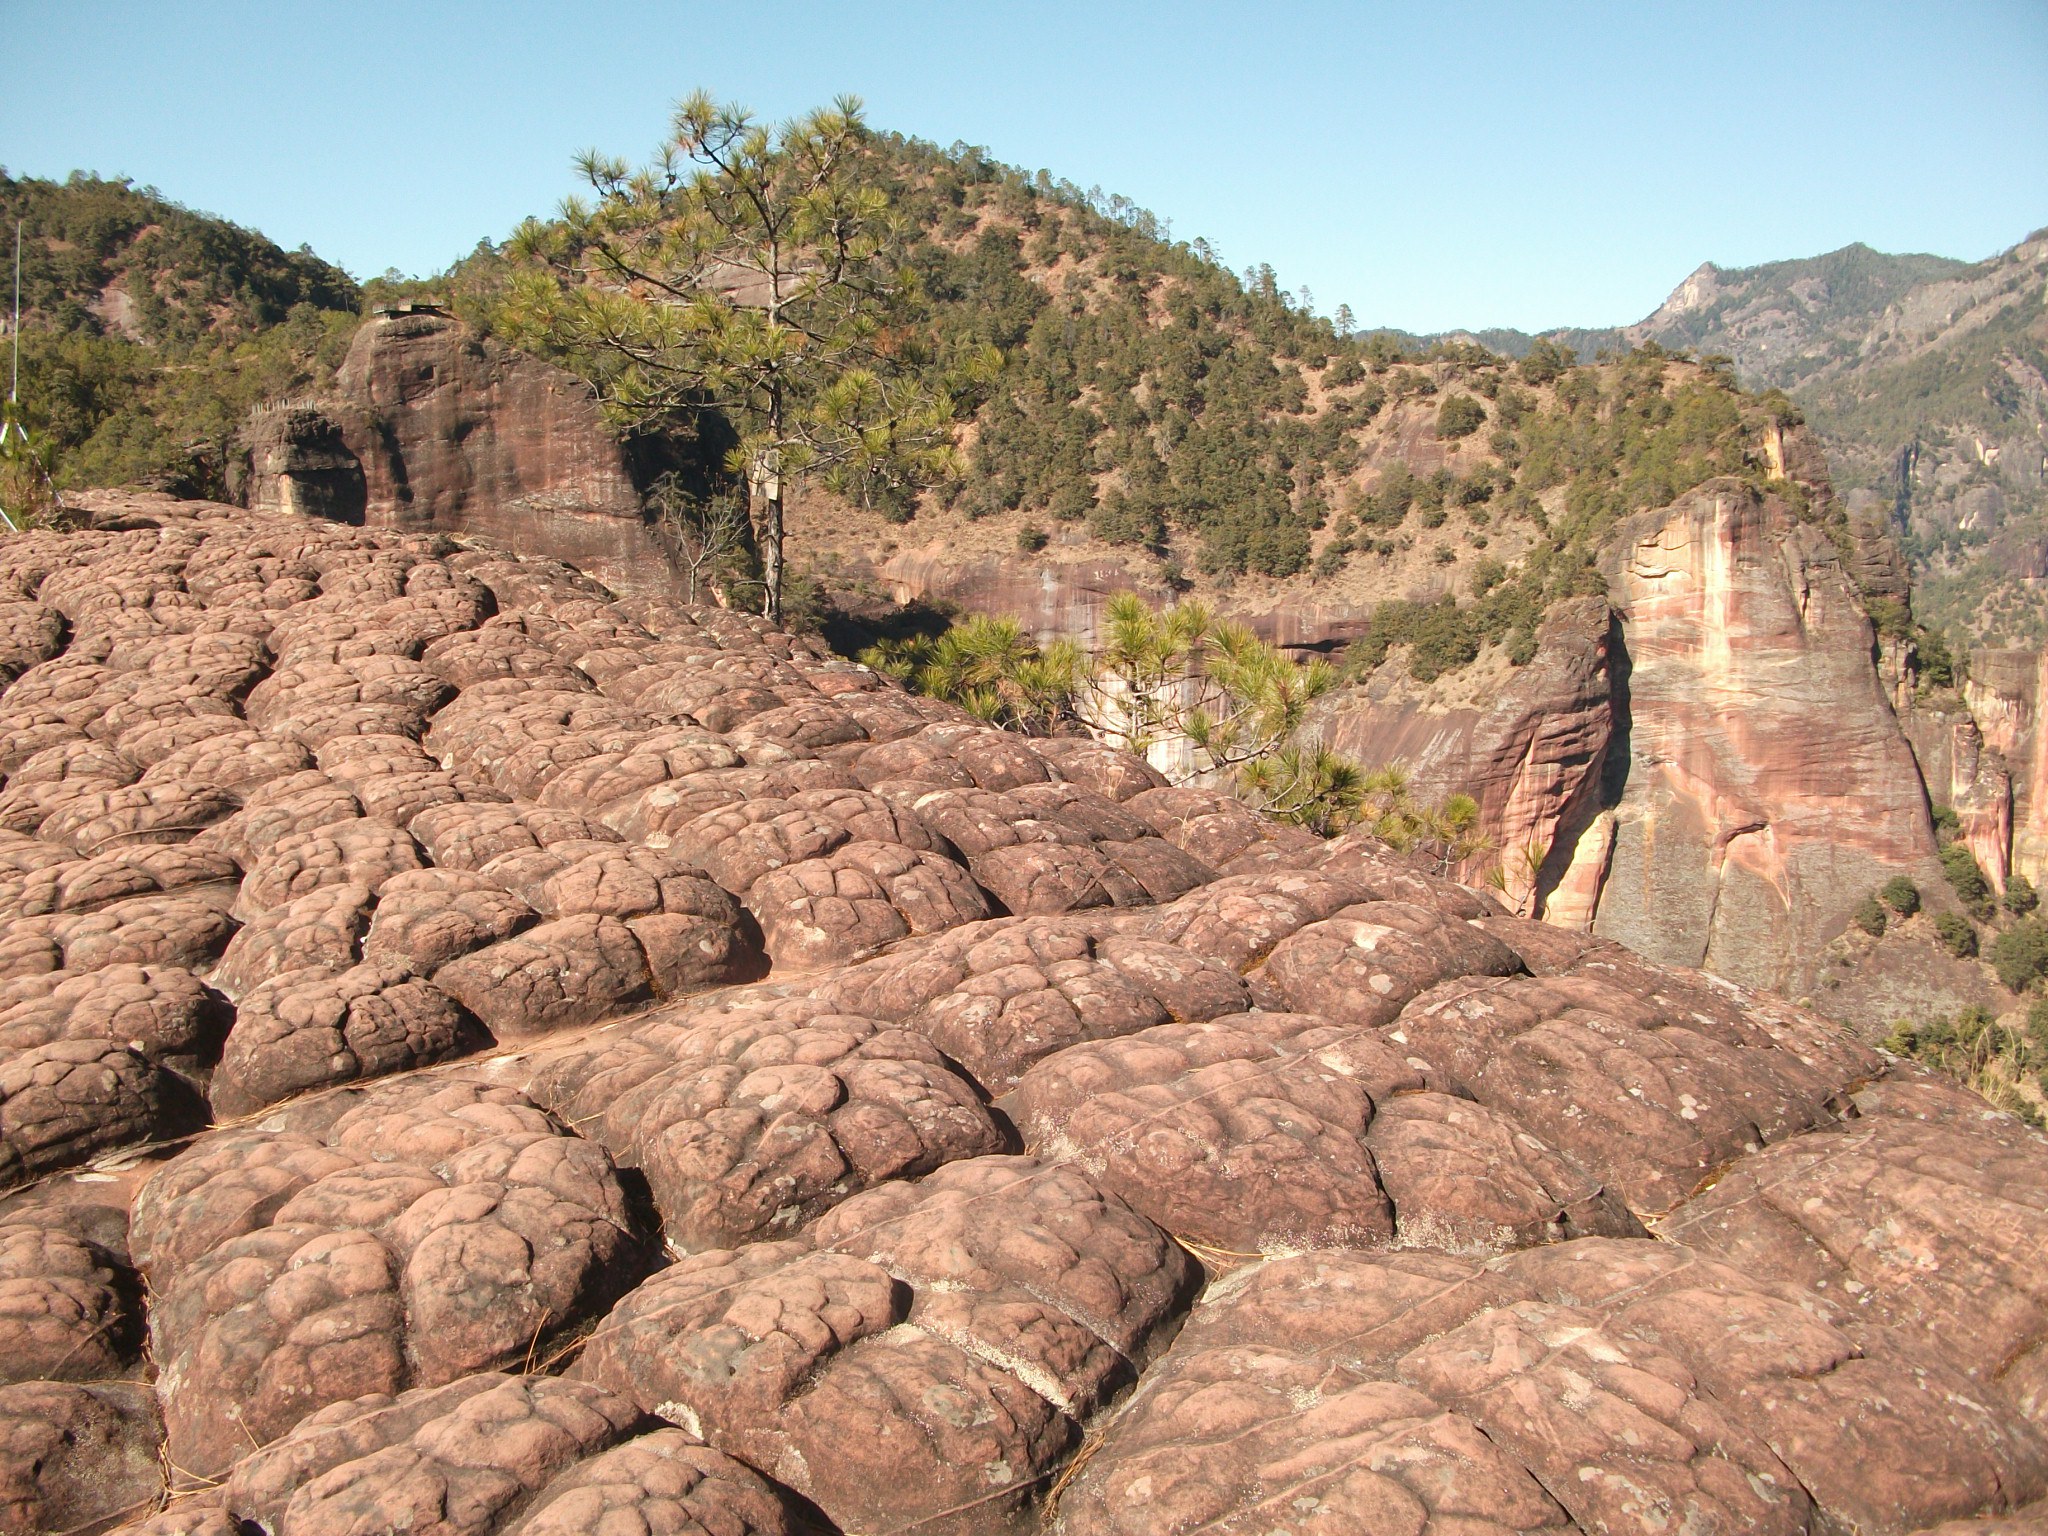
top-left (1588, 479), bottom-right (1945, 993)
top-left (1312, 478), bottom-right (1947, 998)
top-left (1900, 694), bottom-right (2016, 891)
top-left (239, 309), bottom-right (670, 593)
top-left (1966, 648), bottom-right (2048, 888)
top-left (874, 537), bottom-right (1402, 654)
top-left (1312, 598), bottom-right (1618, 917)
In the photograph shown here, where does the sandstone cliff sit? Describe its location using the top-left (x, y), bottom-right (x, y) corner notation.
top-left (1588, 479), bottom-right (1946, 992)
top-left (238, 307), bottom-right (671, 593)
top-left (1314, 479), bottom-right (1950, 998)
top-left (1311, 597), bottom-right (1618, 918)
top-left (1965, 647), bottom-right (2048, 888)
top-left (1900, 690), bottom-right (2016, 891)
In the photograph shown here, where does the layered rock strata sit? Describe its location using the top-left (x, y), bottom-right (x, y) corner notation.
top-left (1318, 478), bottom-right (1951, 997)
top-left (0, 492), bottom-right (2038, 1534)
top-left (237, 309), bottom-right (672, 594)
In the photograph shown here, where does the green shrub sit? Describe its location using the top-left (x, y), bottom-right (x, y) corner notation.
top-left (1879, 876), bottom-right (1921, 915)
top-left (1087, 491), bottom-right (1163, 549)
top-left (1016, 525), bottom-right (1050, 553)
top-left (1990, 920), bottom-right (2048, 993)
top-left (2004, 872), bottom-right (2039, 917)
top-left (2030, 994), bottom-right (2048, 1049)
top-left (1941, 844), bottom-right (1996, 919)
top-left (1915, 626), bottom-right (1960, 691)
top-left (1935, 912), bottom-right (1979, 958)
top-left (1852, 896), bottom-right (1888, 937)
top-left (1436, 394), bottom-right (1487, 440)
top-left (1932, 805), bottom-right (1961, 844)
top-left (1516, 337), bottom-right (1575, 386)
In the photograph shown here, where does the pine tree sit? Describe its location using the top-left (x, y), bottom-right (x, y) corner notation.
top-left (503, 92), bottom-right (989, 621)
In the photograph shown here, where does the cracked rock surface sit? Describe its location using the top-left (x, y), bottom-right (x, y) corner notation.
top-left (0, 493), bottom-right (2040, 1534)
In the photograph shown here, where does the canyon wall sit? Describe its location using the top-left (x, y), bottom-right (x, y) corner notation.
top-left (855, 475), bottom-right (2042, 1004)
top-left (1966, 648), bottom-right (2048, 889)
top-left (1314, 479), bottom-right (1950, 996)
top-left (239, 308), bottom-right (672, 593)
top-left (1587, 479), bottom-right (1944, 992)
top-left (873, 539), bottom-right (1404, 653)
top-left (1311, 597), bottom-right (1618, 917)
top-left (1900, 695), bottom-right (2015, 892)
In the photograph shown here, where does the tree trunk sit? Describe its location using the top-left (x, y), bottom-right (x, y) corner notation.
top-left (758, 383), bottom-right (785, 624)
top-left (760, 478), bottom-right (784, 624)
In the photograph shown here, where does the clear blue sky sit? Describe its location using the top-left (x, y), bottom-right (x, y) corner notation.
top-left (5, 1), bottom-right (2044, 333)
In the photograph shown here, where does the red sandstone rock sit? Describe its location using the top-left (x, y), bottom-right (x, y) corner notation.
top-left (0, 1041), bottom-right (187, 1188)
top-left (0, 1218), bottom-right (141, 1384)
top-left (0, 963), bottom-right (225, 1066)
top-left (134, 1075), bottom-right (642, 1478)
top-left (0, 1379), bottom-right (161, 1535)
top-left (434, 913), bottom-right (653, 1039)
top-left (0, 493), bottom-right (2040, 1534)
top-left (585, 1156), bottom-right (1191, 1535)
top-left (211, 960), bottom-right (480, 1115)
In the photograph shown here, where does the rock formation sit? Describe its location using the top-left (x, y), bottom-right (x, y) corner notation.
top-left (1585, 479), bottom-right (1947, 990)
top-left (1315, 478), bottom-right (1951, 998)
top-left (0, 489), bottom-right (2042, 1534)
top-left (1966, 647), bottom-right (2048, 889)
top-left (1902, 688), bottom-right (2017, 891)
top-left (1313, 596), bottom-right (1619, 919)
top-left (237, 307), bottom-right (672, 594)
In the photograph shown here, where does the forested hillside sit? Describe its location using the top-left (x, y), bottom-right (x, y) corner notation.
top-left (5, 135), bottom-right (1874, 683)
top-left (1428, 233), bottom-right (2048, 649)
top-left (484, 129), bottom-right (1831, 680)
top-left (0, 171), bottom-right (362, 495)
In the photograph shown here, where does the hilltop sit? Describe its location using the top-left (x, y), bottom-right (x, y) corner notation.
top-left (1430, 232), bottom-right (2048, 649)
top-left (478, 131), bottom-right (1835, 674)
top-left (7, 144), bottom-right (1871, 677)
top-left (0, 170), bottom-right (362, 495)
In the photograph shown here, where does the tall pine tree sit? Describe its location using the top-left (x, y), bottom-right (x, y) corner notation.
top-left (505, 93), bottom-right (986, 620)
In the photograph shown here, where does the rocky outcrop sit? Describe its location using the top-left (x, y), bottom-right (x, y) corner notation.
top-left (874, 537), bottom-right (1400, 654)
top-left (1588, 479), bottom-right (1944, 992)
top-left (1316, 479), bottom-right (1946, 997)
top-left (1313, 597), bottom-right (1619, 916)
top-left (238, 308), bottom-right (671, 594)
top-left (1902, 691), bottom-right (2016, 891)
top-left (0, 492), bottom-right (2043, 1533)
top-left (1966, 648), bottom-right (2048, 889)
top-left (1305, 479), bottom-right (1949, 990)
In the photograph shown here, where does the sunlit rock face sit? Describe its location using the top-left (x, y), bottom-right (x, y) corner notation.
top-left (1587, 478), bottom-right (1945, 992)
top-left (2, 492), bottom-right (2044, 1536)
top-left (1969, 647), bottom-right (2048, 890)
top-left (1313, 478), bottom-right (1946, 996)
top-left (240, 308), bottom-right (670, 594)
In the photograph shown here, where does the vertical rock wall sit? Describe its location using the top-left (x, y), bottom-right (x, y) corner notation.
top-left (1590, 479), bottom-right (1944, 992)
top-left (239, 309), bottom-right (674, 595)
top-left (1901, 696), bottom-right (2016, 891)
top-left (1967, 649), bottom-right (2048, 889)
top-left (1314, 478), bottom-right (1951, 997)
top-left (1312, 598), bottom-right (1618, 917)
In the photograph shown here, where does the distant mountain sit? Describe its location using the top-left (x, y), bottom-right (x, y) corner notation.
top-left (1790, 234), bottom-right (2048, 649)
top-left (1385, 233), bottom-right (2048, 647)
